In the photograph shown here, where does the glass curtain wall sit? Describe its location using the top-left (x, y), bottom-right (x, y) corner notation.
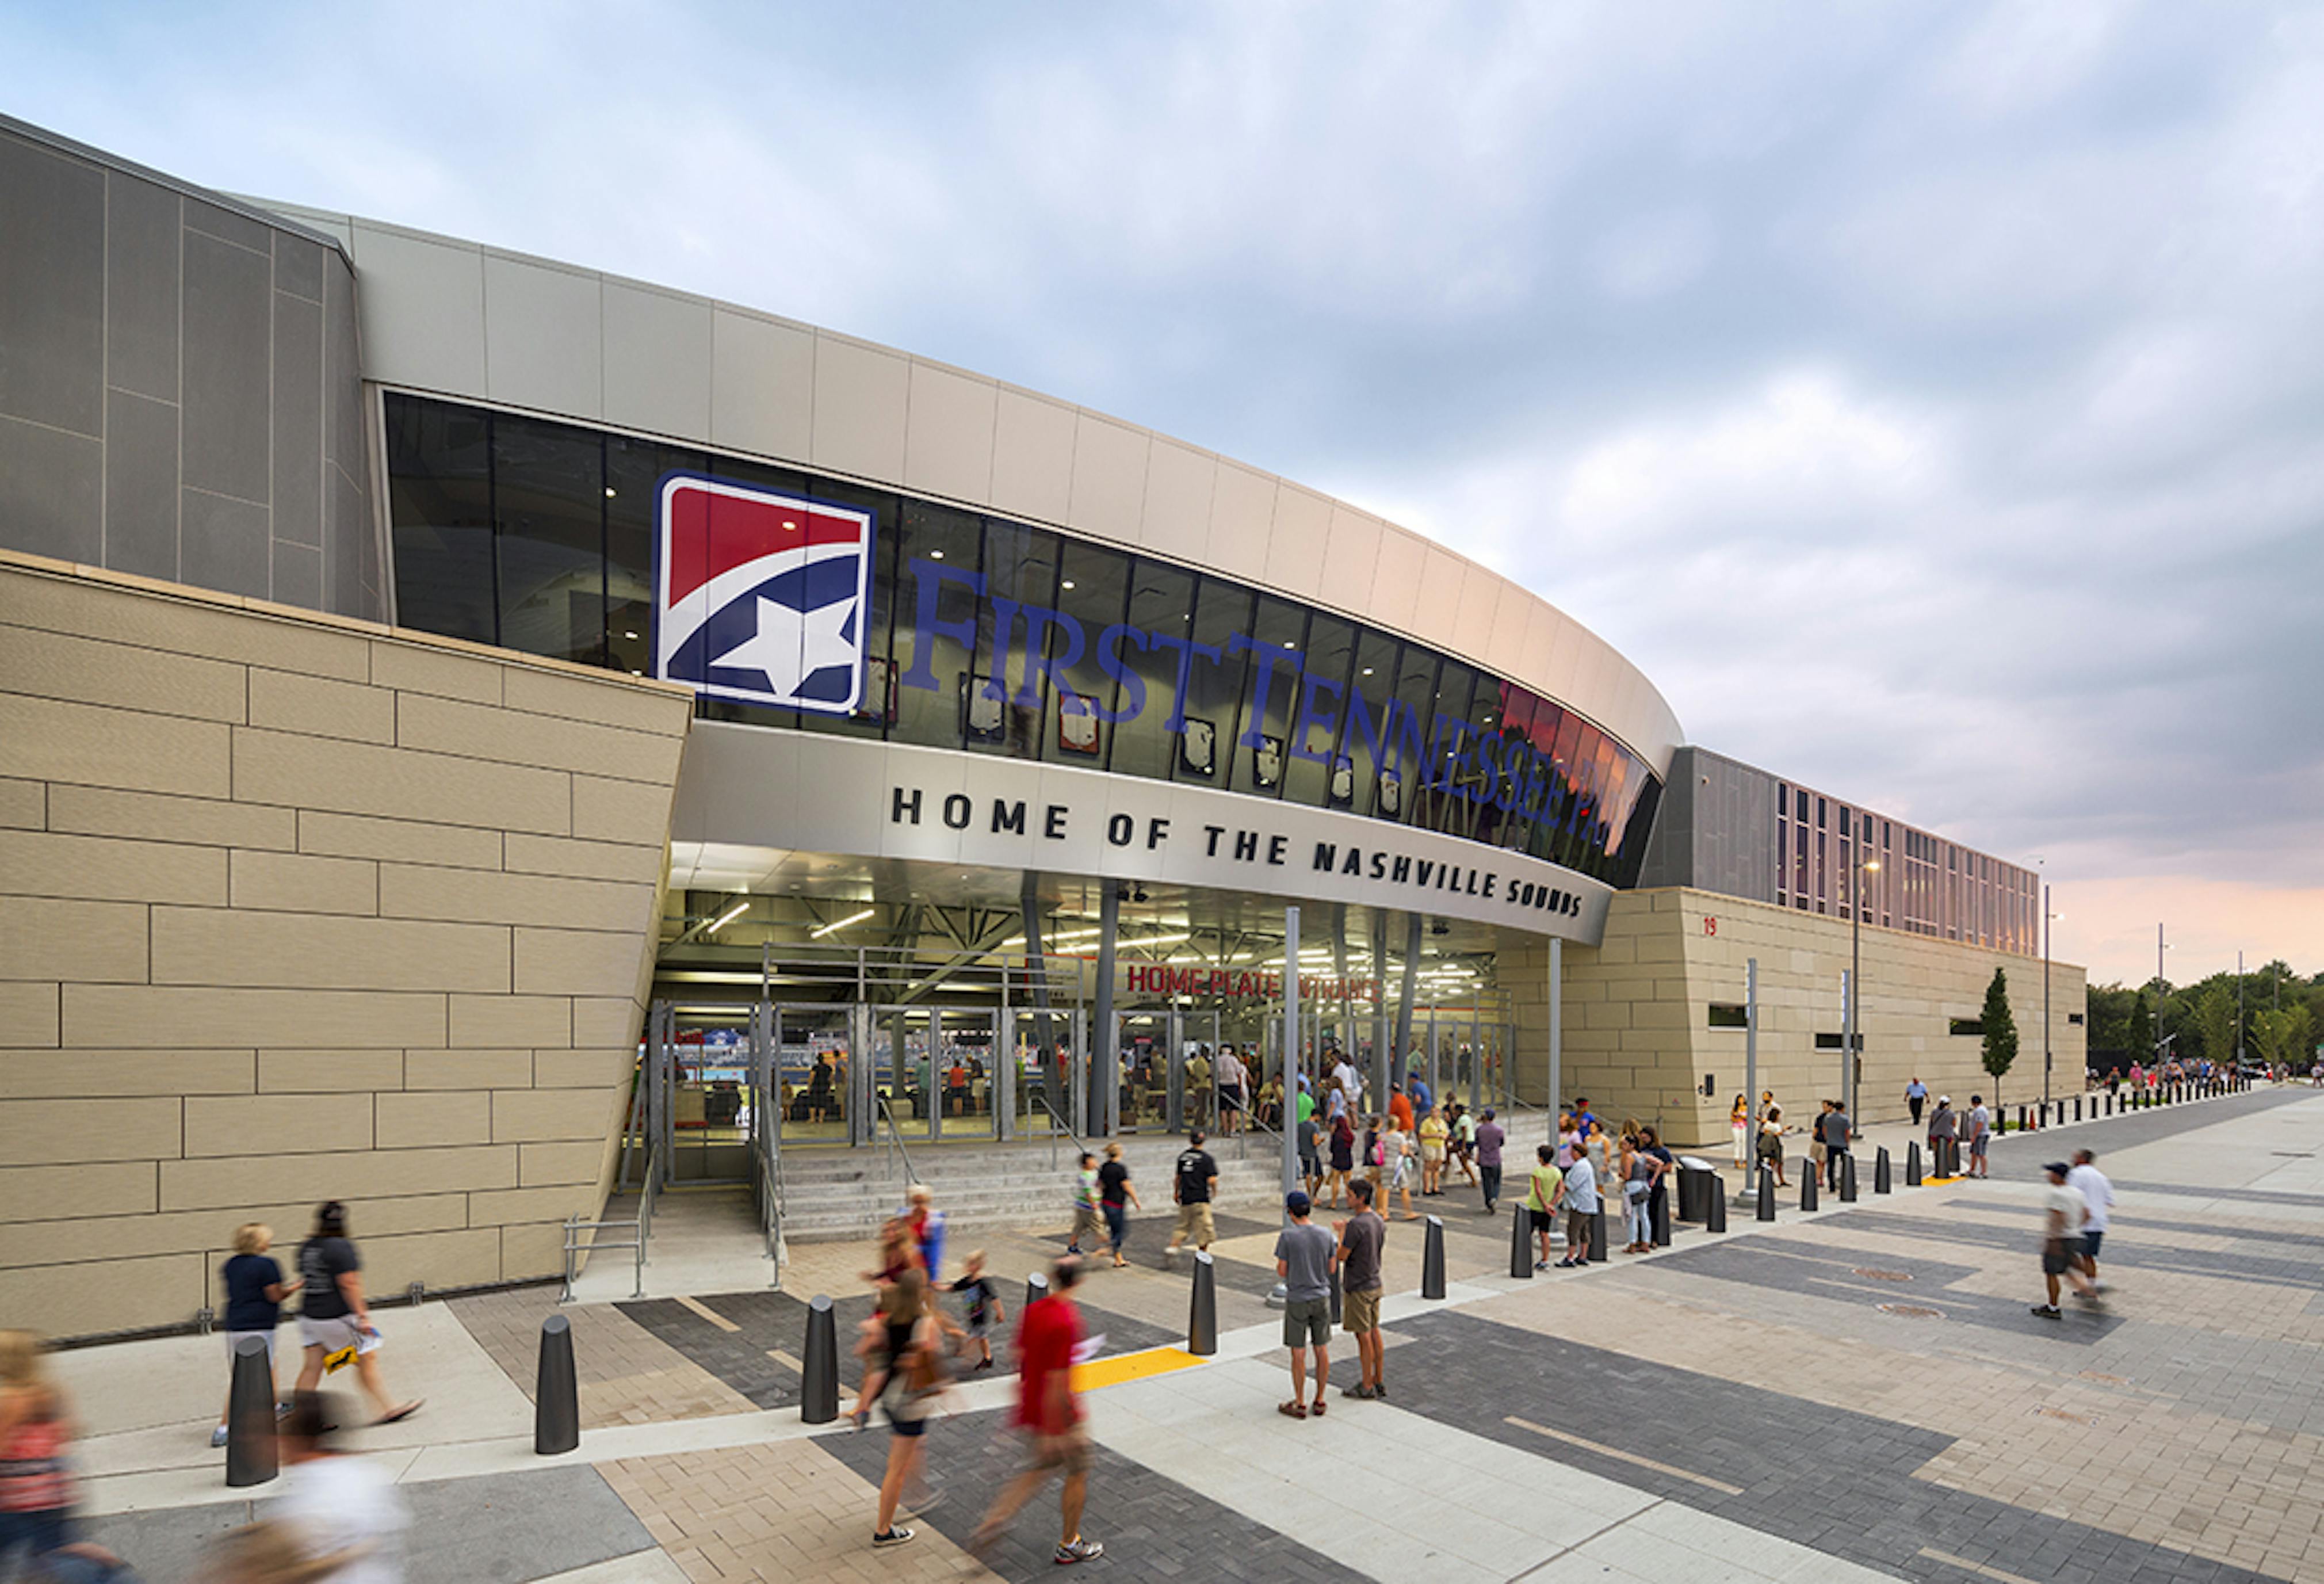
top-left (384, 392), bottom-right (1663, 884)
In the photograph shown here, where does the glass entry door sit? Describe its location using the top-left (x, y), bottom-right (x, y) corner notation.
top-left (1116, 1012), bottom-right (1174, 1133)
top-left (773, 1004), bottom-right (853, 1147)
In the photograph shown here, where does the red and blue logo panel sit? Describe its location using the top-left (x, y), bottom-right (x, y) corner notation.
top-left (654, 474), bottom-right (874, 714)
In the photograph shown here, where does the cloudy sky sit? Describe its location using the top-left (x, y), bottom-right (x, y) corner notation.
top-left (9, 1), bottom-right (2319, 984)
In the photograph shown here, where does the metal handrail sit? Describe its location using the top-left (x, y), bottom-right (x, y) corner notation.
top-left (1033, 1090), bottom-right (1088, 1171)
top-left (875, 1093), bottom-right (922, 1188)
top-left (751, 1133), bottom-right (785, 1286)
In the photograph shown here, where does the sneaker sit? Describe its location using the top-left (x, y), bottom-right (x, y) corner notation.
top-left (1372, 1380), bottom-right (1387, 1399)
top-left (1534, 1259), bottom-right (1553, 1271)
top-left (2030, 1305), bottom-right (2062, 1319)
top-left (1554, 1258), bottom-right (1581, 1269)
top-left (209, 1425), bottom-right (230, 1448)
top-left (1056, 1537), bottom-right (1104, 1565)
top-left (872, 1527), bottom-right (916, 1548)
top-left (1341, 1383), bottom-right (1374, 1399)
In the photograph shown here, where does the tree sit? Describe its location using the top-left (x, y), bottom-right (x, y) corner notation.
top-left (2195, 986), bottom-right (2237, 1068)
top-left (2254, 1005), bottom-right (2313, 1072)
top-left (2127, 990), bottom-right (2153, 1067)
top-left (1981, 967), bottom-right (2019, 1105)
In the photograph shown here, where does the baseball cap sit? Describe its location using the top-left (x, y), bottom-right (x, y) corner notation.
top-left (1285, 1190), bottom-right (1313, 1216)
top-left (2043, 1161), bottom-right (2070, 1176)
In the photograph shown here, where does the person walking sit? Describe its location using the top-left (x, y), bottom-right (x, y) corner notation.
top-left (1475, 1107), bottom-right (1506, 1213)
top-left (1641, 1125), bottom-right (1675, 1243)
top-left (274, 1392), bottom-right (410, 1584)
top-left (950, 1251), bottom-right (1005, 1373)
top-left (1756, 1106), bottom-right (1788, 1189)
top-left (866, 1270), bottom-right (943, 1547)
top-left (1730, 1094), bottom-right (1750, 1169)
top-left (1523, 1144), bottom-right (1565, 1270)
top-left (1822, 1101), bottom-right (1853, 1192)
top-left (2066, 1149), bottom-right (2114, 1292)
top-left (1184, 1044), bottom-right (1212, 1129)
top-left (901, 1184), bottom-right (947, 1283)
top-left (1557, 1141), bottom-right (1600, 1268)
top-left (1273, 1193), bottom-right (1335, 1419)
top-left (1217, 1046), bottom-right (1247, 1137)
top-left (1297, 1108), bottom-right (1323, 1199)
top-left (1387, 1082), bottom-right (1415, 1136)
top-left (1964, 1096), bottom-right (1992, 1180)
top-left (1417, 1106), bottom-right (1448, 1196)
top-left (1382, 1114), bottom-right (1420, 1222)
top-left (1165, 1131), bottom-right (1220, 1266)
top-left (213, 1223), bottom-right (295, 1448)
top-left (1335, 1181), bottom-right (1387, 1400)
top-left (1449, 1102), bottom-right (1479, 1191)
top-left (1066, 1151), bottom-right (1102, 1256)
top-left (970, 1258), bottom-right (1102, 1565)
top-left (1905, 1077), bottom-right (1928, 1127)
top-left (2032, 1162), bottom-right (2100, 1317)
top-left (1325, 1111), bottom-right (1356, 1208)
top-left (290, 1203), bottom-right (420, 1427)
top-left (0, 1331), bottom-right (83, 1575)
top-left (1096, 1143), bottom-right (1139, 1269)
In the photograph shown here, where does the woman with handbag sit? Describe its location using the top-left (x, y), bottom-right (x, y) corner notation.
top-left (868, 1272), bottom-right (946, 1549)
top-left (1757, 1106), bottom-right (1788, 1188)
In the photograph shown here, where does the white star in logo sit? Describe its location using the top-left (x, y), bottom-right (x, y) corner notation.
top-left (708, 594), bottom-right (857, 701)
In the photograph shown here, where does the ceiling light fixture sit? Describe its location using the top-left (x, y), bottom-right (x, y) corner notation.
top-left (809, 907), bottom-right (876, 939)
top-left (705, 899), bottom-right (750, 935)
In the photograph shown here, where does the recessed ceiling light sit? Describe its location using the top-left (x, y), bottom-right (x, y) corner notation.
top-left (1361, 667), bottom-right (1373, 676)
top-left (603, 487), bottom-right (617, 498)
top-left (1282, 640), bottom-right (1295, 650)
top-left (931, 549), bottom-right (945, 560)
top-left (1061, 580), bottom-right (1076, 590)
top-left (623, 629), bottom-right (639, 640)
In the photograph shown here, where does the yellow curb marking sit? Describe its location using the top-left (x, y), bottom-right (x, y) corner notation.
top-left (1071, 1345), bottom-right (1204, 1393)
top-left (1505, 1415), bottom-right (1744, 1494)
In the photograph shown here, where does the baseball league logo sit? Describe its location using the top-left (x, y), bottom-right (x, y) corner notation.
top-left (655, 474), bottom-right (875, 714)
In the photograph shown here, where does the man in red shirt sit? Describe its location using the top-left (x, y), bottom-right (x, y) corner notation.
top-left (969, 1257), bottom-right (1103, 1566)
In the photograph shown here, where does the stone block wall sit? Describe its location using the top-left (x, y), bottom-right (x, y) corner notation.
top-left (0, 550), bottom-right (690, 1337)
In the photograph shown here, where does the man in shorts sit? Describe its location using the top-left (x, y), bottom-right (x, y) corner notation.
top-left (1557, 1143), bottom-right (1600, 1268)
top-left (1965, 1095), bottom-right (1993, 1179)
top-left (1335, 1181), bottom-right (1387, 1399)
top-left (1523, 1143), bottom-right (1565, 1269)
top-left (2067, 1148), bottom-right (2114, 1292)
top-left (1165, 1131), bottom-right (1219, 1266)
top-left (971, 1257), bottom-right (1103, 1566)
top-left (1274, 1192), bottom-right (1335, 1419)
top-left (2032, 1162), bottom-right (2099, 1318)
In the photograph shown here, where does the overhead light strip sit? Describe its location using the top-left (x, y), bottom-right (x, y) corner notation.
top-left (809, 907), bottom-right (876, 939)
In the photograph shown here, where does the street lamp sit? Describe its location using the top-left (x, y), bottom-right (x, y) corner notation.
top-left (2042, 888), bottom-right (2061, 1104)
top-left (1847, 853), bottom-right (1879, 1120)
top-left (2154, 924), bottom-right (2170, 1071)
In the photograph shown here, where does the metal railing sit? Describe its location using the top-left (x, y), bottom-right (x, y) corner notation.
top-left (561, 1146), bottom-right (658, 1303)
top-left (875, 1093), bottom-right (923, 1189)
top-left (751, 1139), bottom-right (784, 1287)
top-left (1033, 1090), bottom-right (1088, 1172)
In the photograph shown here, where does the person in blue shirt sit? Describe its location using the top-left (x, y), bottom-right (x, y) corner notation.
top-left (1407, 1071), bottom-right (1433, 1119)
top-left (1571, 1097), bottom-right (1600, 1137)
top-left (213, 1222), bottom-right (294, 1448)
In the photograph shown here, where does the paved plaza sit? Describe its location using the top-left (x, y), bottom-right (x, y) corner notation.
top-left (55, 1084), bottom-right (2324, 1583)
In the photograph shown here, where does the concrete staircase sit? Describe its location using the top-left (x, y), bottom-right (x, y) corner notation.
top-left (774, 1133), bottom-right (1291, 1245)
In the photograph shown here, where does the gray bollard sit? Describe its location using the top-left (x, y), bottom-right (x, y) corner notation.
top-left (535, 1313), bottom-right (580, 1455)
top-left (1511, 1200), bottom-right (1535, 1277)
top-left (1026, 1271), bottom-right (1049, 1313)
top-left (1906, 1142), bottom-right (1922, 1186)
top-left (1706, 1180), bottom-right (1728, 1232)
top-left (1589, 1204), bottom-right (1609, 1262)
top-left (2074, 1096), bottom-right (2082, 1122)
top-left (1838, 1152), bottom-right (1857, 1203)
top-left (1188, 1251), bottom-right (1217, 1356)
top-left (1800, 1169), bottom-right (1818, 1212)
top-left (1422, 1215), bottom-right (1447, 1298)
top-left (224, 1334), bottom-right (277, 1487)
top-left (1756, 1167), bottom-right (1776, 1222)
top-left (800, 1294), bottom-right (839, 1425)
top-left (1874, 1146), bottom-right (1891, 1194)
top-left (1329, 1259), bottom-right (1344, 1326)
top-left (1651, 1188), bottom-right (1672, 1247)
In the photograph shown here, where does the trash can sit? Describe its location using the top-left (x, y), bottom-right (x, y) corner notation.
top-left (1677, 1157), bottom-right (1717, 1223)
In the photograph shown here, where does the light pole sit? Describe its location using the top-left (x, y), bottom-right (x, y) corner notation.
top-left (2154, 924), bottom-right (2169, 1071)
top-left (2236, 949), bottom-right (2245, 1072)
top-left (1847, 854), bottom-right (1878, 1121)
top-left (2042, 888), bottom-right (2060, 1104)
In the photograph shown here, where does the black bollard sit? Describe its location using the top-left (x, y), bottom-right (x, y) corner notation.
top-left (535, 1313), bottom-right (580, 1455)
top-left (1651, 1189), bottom-right (1672, 1247)
top-left (1589, 1204), bottom-right (1610, 1263)
top-left (1906, 1142), bottom-right (1922, 1186)
top-left (2074, 1097), bottom-right (2082, 1122)
top-left (1800, 1170), bottom-right (1817, 1212)
top-left (1838, 1152), bottom-right (1858, 1203)
top-left (1188, 1251), bottom-right (1217, 1355)
top-left (801, 1294), bottom-right (839, 1425)
top-left (1511, 1200), bottom-right (1535, 1278)
top-left (1329, 1259), bottom-right (1344, 1326)
top-left (1422, 1215), bottom-right (1447, 1298)
top-left (1874, 1146), bottom-right (1891, 1194)
top-left (1706, 1180), bottom-right (1728, 1232)
top-left (1756, 1167), bottom-right (1776, 1222)
top-left (224, 1334), bottom-right (277, 1487)
top-left (1026, 1271), bottom-right (1049, 1313)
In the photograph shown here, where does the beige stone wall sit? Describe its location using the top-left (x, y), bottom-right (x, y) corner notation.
top-left (1511, 887), bottom-right (2085, 1150)
top-left (0, 551), bottom-right (690, 1338)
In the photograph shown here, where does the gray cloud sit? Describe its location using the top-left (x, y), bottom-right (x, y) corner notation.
top-left (7, 0), bottom-right (2319, 979)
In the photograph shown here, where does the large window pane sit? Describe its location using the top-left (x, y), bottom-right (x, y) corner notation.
top-left (385, 395), bottom-right (494, 644)
top-left (1228, 595), bottom-right (1309, 799)
top-left (892, 501), bottom-right (985, 753)
top-left (1113, 559), bottom-right (1198, 783)
top-left (492, 414), bottom-right (605, 666)
top-left (605, 433), bottom-right (708, 680)
top-left (1042, 541), bottom-right (1134, 769)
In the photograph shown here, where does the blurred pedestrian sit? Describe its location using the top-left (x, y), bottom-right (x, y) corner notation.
top-left (0, 1330), bottom-right (81, 1574)
top-left (2032, 1163), bottom-right (2099, 1318)
top-left (1325, 1111), bottom-right (1356, 1208)
top-left (2067, 1149), bottom-right (2114, 1292)
top-left (950, 1250), bottom-right (1004, 1373)
top-left (1905, 1077), bottom-right (1927, 1127)
top-left (1475, 1108), bottom-right (1506, 1213)
top-left (213, 1223), bottom-right (295, 1448)
top-left (900, 1184), bottom-right (947, 1283)
top-left (867, 1271), bottom-right (943, 1548)
top-left (1822, 1102), bottom-right (1852, 1191)
top-left (970, 1258), bottom-right (1102, 1566)
top-left (1382, 1114), bottom-right (1420, 1221)
top-left (290, 1205), bottom-right (419, 1427)
top-left (276, 1393), bottom-right (408, 1584)
top-left (1449, 1102), bottom-right (1479, 1190)
top-left (1065, 1152), bottom-right (1101, 1257)
top-left (197, 1521), bottom-right (362, 1583)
